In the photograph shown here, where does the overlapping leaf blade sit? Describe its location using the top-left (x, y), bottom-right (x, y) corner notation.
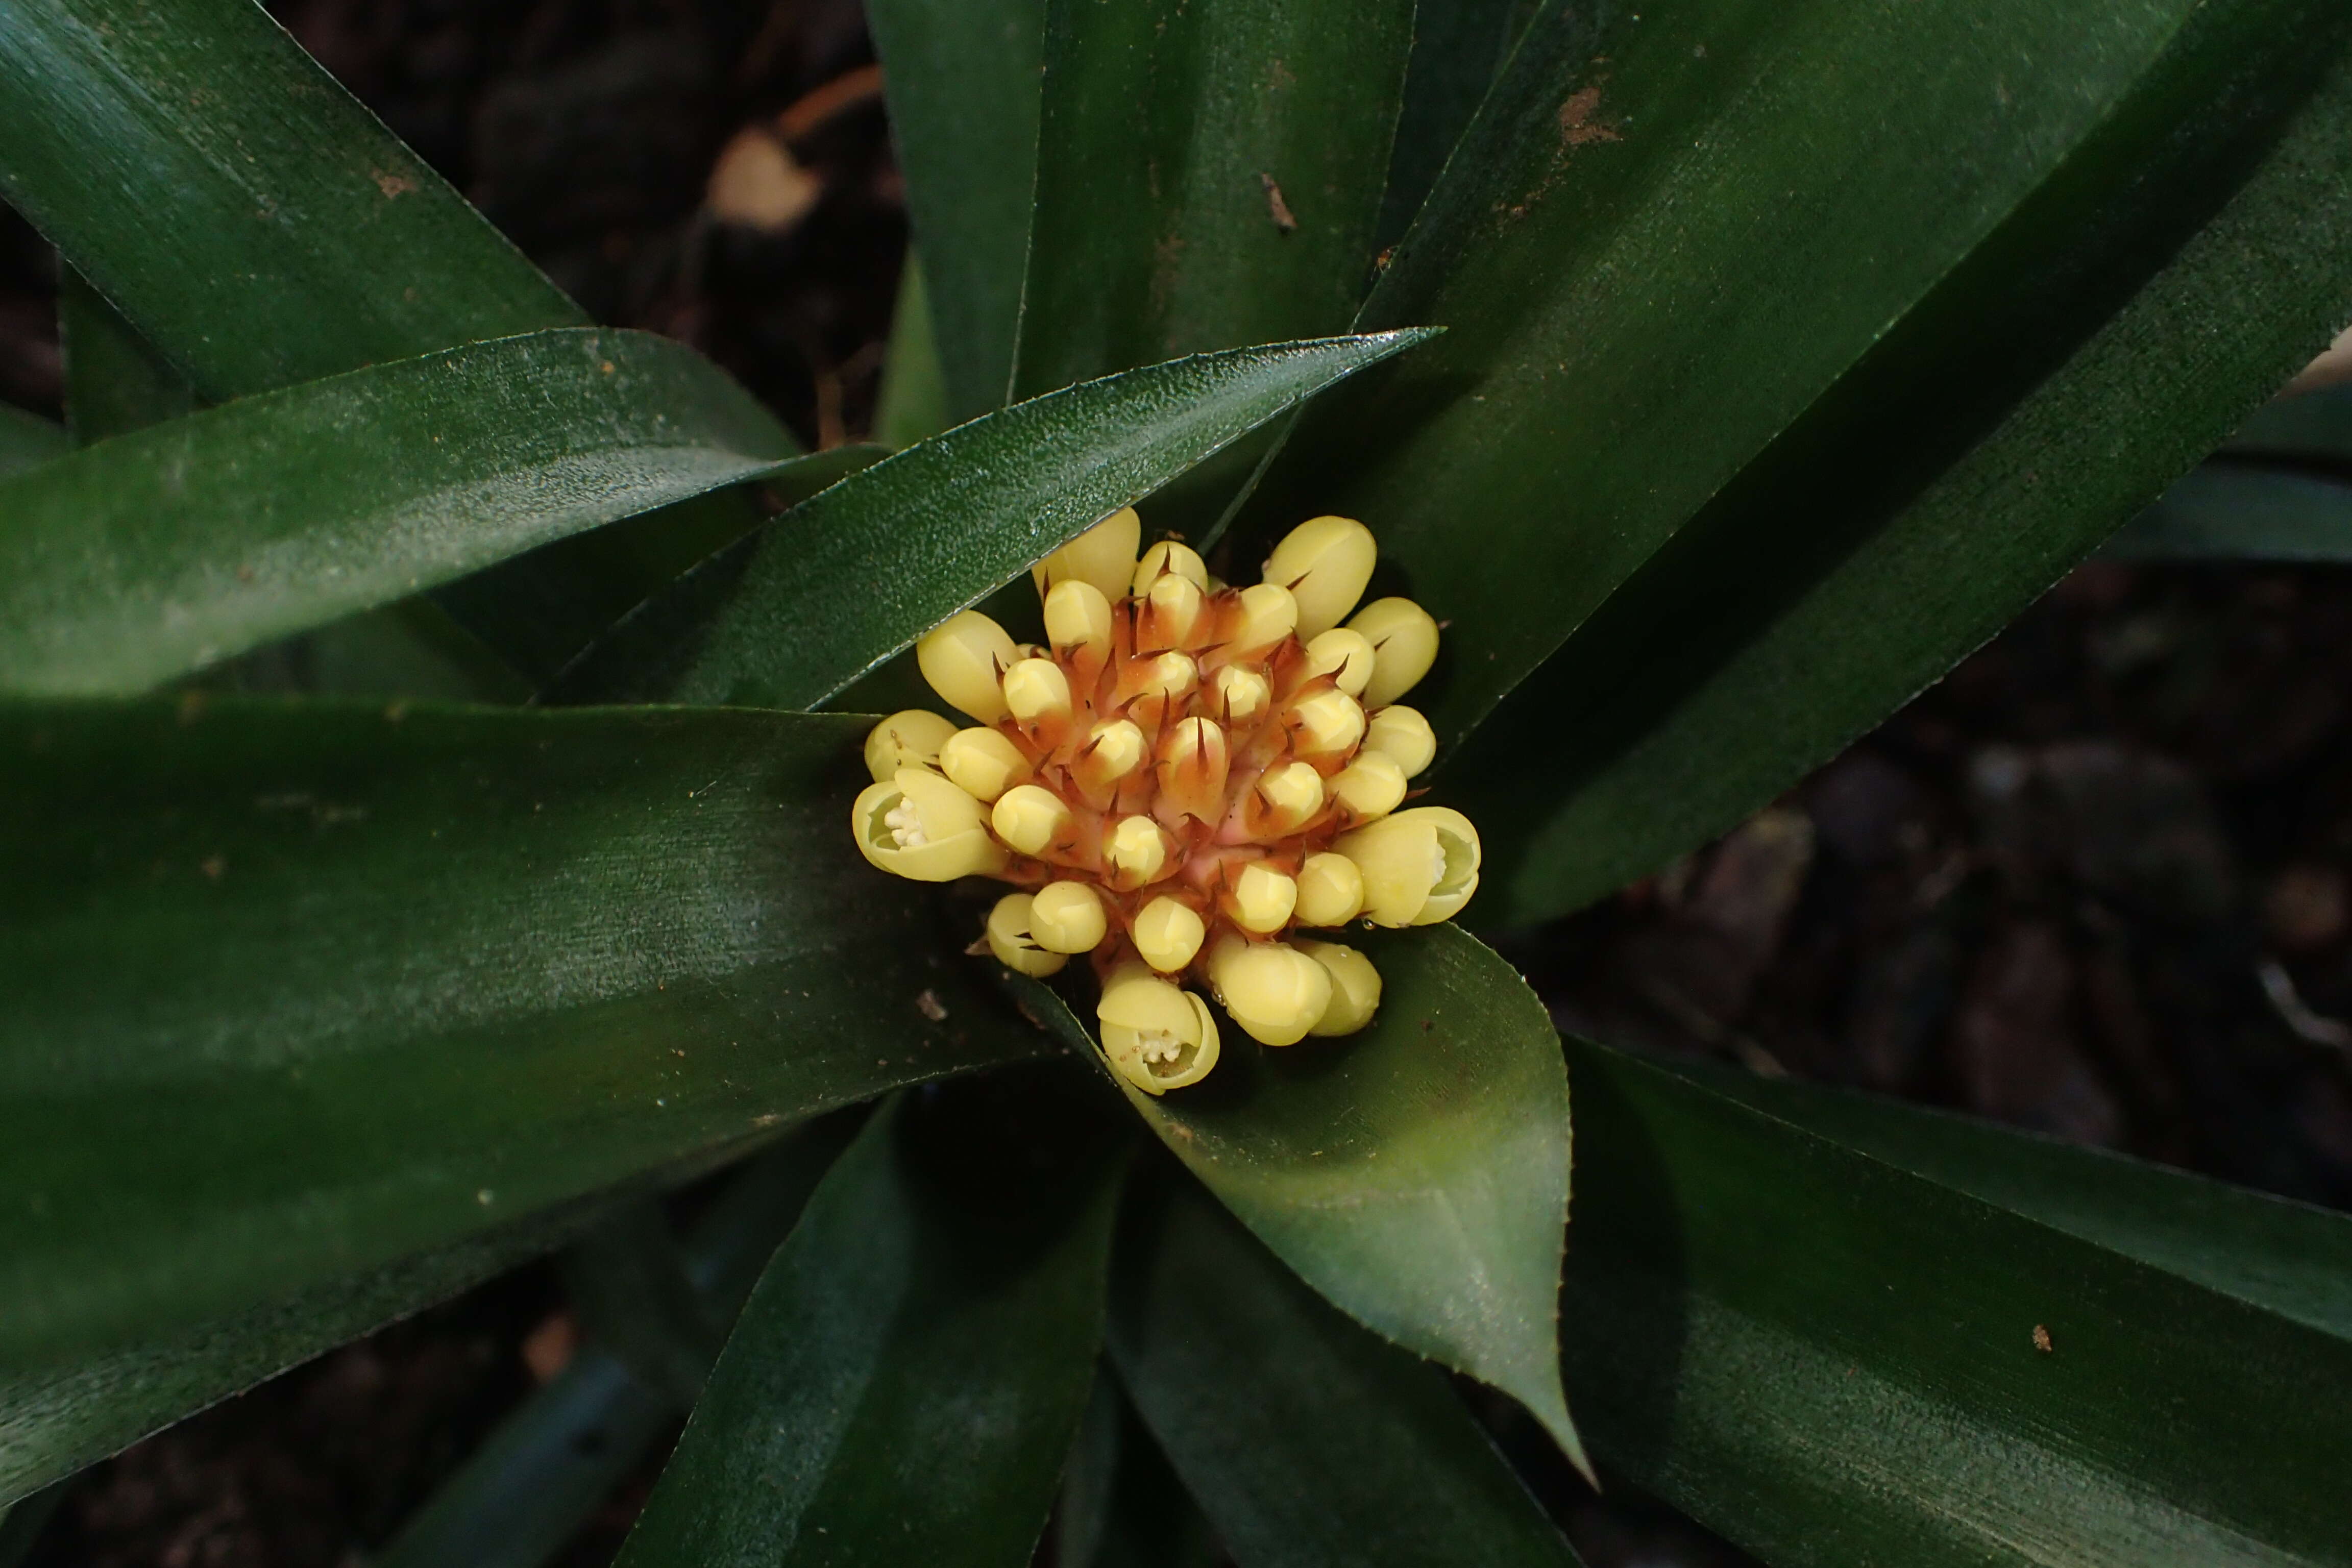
top-left (1111, 1175), bottom-right (1581, 1568)
top-left (866, 0), bottom-right (1042, 422)
top-left (0, 405), bottom-right (61, 475)
top-left (1017, 922), bottom-right (1581, 1469)
top-left (0, 328), bottom-right (869, 697)
top-left (0, 698), bottom-right (1047, 1369)
top-left (558, 333), bottom-right (1434, 709)
top-left (1231, 0), bottom-right (2352, 922)
top-left (617, 1073), bottom-right (1121, 1568)
top-left (2108, 465), bottom-right (2352, 560)
top-left (1014, 0), bottom-right (1414, 400)
top-left (1564, 1037), bottom-right (2352, 1566)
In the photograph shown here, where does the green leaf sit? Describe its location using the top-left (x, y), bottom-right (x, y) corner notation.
top-left (0, 327), bottom-right (849, 698)
top-left (375, 1120), bottom-right (862, 1568)
top-left (866, 0), bottom-right (1042, 422)
top-left (617, 1070), bottom-right (1122, 1567)
top-left (1111, 1174), bottom-right (1581, 1568)
top-left (1375, 0), bottom-right (1534, 253)
top-left (560, 333), bottom-right (1435, 709)
top-left (59, 267), bottom-right (194, 445)
top-left (1562, 1037), bottom-right (2352, 1567)
top-left (2, 1197), bottom-right (601, 1505)
top-left (875, 254), bottom-right (952, 450)
top-left (1015, 0), bottom-right (1414, 401)
top-left (1237, 0), bottom-right (2352, 922)
top-left (0, 405), bottom-right (63, 476)
top-left (1013, 921), bottom-right (1582, 1472)
top-left (0, 697), bottom-right (1048, 1368)
top-left (2106, 464), bottom-right (2352, 560)
top-left (0, 1483), bottom-right (63, 1568)
top-left (2224, 381), bottom-right (2352, 465)
top-left (0, 0), bottom-right (579, 400)
top-left (1056, 1374), bottom-right (1224, 1568)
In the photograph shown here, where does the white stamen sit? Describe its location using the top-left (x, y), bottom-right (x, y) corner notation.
top-left (1137, 1028), bottom-right (1184, 1065)
top-left (885, 800), bottom-right (929, 848)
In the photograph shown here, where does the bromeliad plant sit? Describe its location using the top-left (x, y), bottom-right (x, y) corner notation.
top-left (5, 0), bottom-right (2352, 1564)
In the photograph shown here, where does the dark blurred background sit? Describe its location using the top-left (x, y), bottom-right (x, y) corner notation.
top-left (5, 1), bottom-right (2349, 1562)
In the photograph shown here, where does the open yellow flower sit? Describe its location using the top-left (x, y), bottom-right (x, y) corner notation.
top-left (852, 509), bottom-right (1481, 1082)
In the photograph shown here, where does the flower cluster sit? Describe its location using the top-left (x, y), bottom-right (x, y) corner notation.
top-left (852, 509), bottom-right (1480, 1094)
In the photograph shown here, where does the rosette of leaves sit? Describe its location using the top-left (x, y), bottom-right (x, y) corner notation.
top-left (6, 1), bottom-right (2352, 1564)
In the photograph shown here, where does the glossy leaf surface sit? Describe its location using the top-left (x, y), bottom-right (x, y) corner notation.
top-left (1014, 0), bottom-right (1414, 399)
top-left (617, 1072), bottom-right (1121, 1568)
top-left (0, 328), bottom-right (831, 697)
top-left (867, 0), bottom-right (1041, 421)
top-left (1112, 1175), bottom-right (1580, 1568)
top-left (565, 333), bottom-right (1433, 708)
top-left (0, 0), bottom-right (578, 400)
top-left (0, 699), bottom-right (1046, 1367)
top-left (1016, 922), bottom-right (1581, 1469)
top-left (1236, 0), bottom-right (2352, 922)
top-left (1563, 1037), bottom-right (2352, 1566)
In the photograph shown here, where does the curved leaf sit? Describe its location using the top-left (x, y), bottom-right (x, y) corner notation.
top-left (0, 698), bottom-right (1047, 1368)
top-left (1016, 922), bottom-right (1582, 1471)
top-left (0, 405), bottom-right (62, 476)
top-left (59, 265), bottom-right (193, 445)
top-left (0, 0), bottom-right (578, 400)
top-left (1563, 1037), bottom-right (2352, 1567)
top-left (866, 0), bottom-right (1043, 422)
top-left (1014, 0), bottom-right (1414, 399)
top-left (875, 255), bottom-right (952, 450)
top-left (1445, 21), bottom-right (2352, 922)
top-left (1374, 0), bottom-right (1532, 254)
top-left (617, 1071), bottom-right (1121, 1568)
top-left (559, 333), bottom-right (1435, 709)
top-left (0, 327), bottom-right (844, 697)
top-left (2108, 464), bottom-right (2352, 560)
top-left (1111, 1174), bottom-right (1581, 1568)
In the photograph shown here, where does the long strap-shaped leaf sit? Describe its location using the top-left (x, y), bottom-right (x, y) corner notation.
top-left (0, 698), bottom-right (1047, 1370)
top-left (1011, 920), bottom-right (1583, 1475)
top-left (0, 405), bottom-right (62, 476)
top-left (0, 328), bottom-right (869, 697)
top-left (2109, 464), bottom-right (2352, 560)
top-left (0, 0), bottom-right (578, 398)
top-left (1565, 1038), bottom-right (2352, 1566)
top-left (616, 1073), bottom-right (1122, 1568)
top-left (1234, 0), bottom-right (2352, 921)
top-left (558, 332), bottom-right (1433, 709)
top-left (865, 0), bottom-right (1043, 423)
top-left (1112, 1175), bottom-right (1582, 1568)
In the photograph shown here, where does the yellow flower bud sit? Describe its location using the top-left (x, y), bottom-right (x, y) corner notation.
top-left (1134, 896), bottom-right (1206, 972)
top-left (1075, 718), bottom-right (1148, 790)
top-left (1106, 814), bottom-right (1174, 888)
top-left (1263, 515), bottom-right (1375, 640)
top-left (1331, 750), bottom-right (1407, 819)
top-left (1132, 538), bottom-right (1209, 596)
top-left (1334, 806), bottom-right (1481, 926)
top-left (1157, 717), bottom-right (1228, 821)
top-left (1211, 664), bottom-right (1271, 723)
top-left (862, 709), bottom-right (958, 782)
top-left (1143, 571), bottom-right (1206, 649)
top-left (1043, 579), bottom-right (1114, 655)
top-left (991, 783), bottom-right (1072, 856)
top-left (852, 768), bottom-right (1008, 881)
top-left (1097, 962), bottom-right (1220, 1094)
top-left (1294, 851), bottom-right (1365, 926)
top-left (1133, 650), bottom-right (1199, 702)
top-left (1288, 688), bottom-right (1366, 757)
top-left (1304, 628), bottom-right (1376, 697)
top-left (1030, 880), bottom-right (1109, 953)
top-left (1002, 657), bottom-right (1072, 725)
top-left (917, 609), bottom-right (1018, 722)
top-left (1207, 935), bottom-right (1332, 1047)
top-left (1226, 582), bottom-right (1298, 656)
top-left (1363, 704), bottom-right (1436, 777)
top-left (1228, 862), bottom-right (1299, 934)
top-left (1348, 598), bottom-right (1440, 709)
top-left (1296, 940), bottom-right (1381, 1036)
top-left (986, 893), bottom-right (1066, 976)
top-left (1255, 759), bottom-right (1325, 835)
top-left (1034, 506), bottom-right (1140, 601)
top-left (938, 726), bottom-right (1031, 802)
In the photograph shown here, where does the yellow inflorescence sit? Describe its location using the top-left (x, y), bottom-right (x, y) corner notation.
top-left (851, 508), bottom-right (1481, 1096)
